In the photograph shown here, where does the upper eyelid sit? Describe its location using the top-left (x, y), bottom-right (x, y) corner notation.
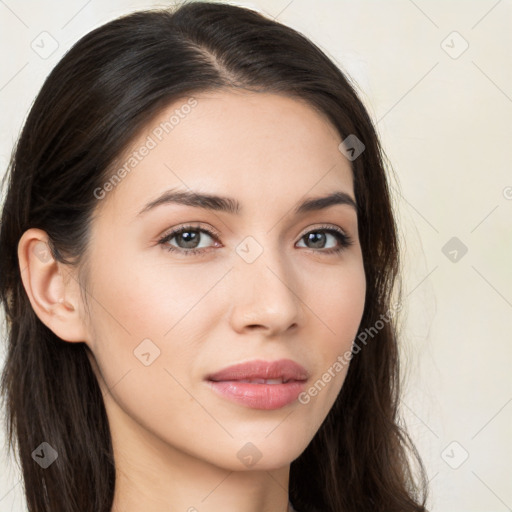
top-left (159, 222), bottom-right (350, 243)
top-left (160, 223), bottom-right (220, 240)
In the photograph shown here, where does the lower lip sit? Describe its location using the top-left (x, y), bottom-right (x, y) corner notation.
top-left (206, 380), bottom-right (306, 410)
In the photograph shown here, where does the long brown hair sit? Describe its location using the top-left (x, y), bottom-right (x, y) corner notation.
top-left (0, 2), bottom-right (428, 511)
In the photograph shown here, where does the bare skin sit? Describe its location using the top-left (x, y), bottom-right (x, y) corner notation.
top-left (18, 89), bottom-right (366, 512)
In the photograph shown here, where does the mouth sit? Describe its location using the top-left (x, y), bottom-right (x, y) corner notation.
top-left (205, 359), bottom-right (309, 410)
top-left (206, 358), bottom-right (309, 382)
top-left (223, 377), bottom-right (299, 384)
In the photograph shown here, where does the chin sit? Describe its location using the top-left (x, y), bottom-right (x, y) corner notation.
top-left (228, 437), bottom-right (309, 472)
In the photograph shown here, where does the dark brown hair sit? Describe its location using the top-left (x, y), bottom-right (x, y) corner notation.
top-left (0, 2), bottom-right (428, 511)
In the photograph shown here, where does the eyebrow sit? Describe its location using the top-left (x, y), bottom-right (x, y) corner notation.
top-left (137, 188), bottom-right (357, 217)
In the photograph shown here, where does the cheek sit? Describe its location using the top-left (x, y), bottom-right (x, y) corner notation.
top-left (309, 259), bottom-right (366, 345)
top-left (88, 249), bottom-right (215, 339)
top-left (84, 254), bottom-right (227, 390)
top-left (83, 258), bottom-right (213, 447)
top-left (300, 260), bottom-right (366, 407)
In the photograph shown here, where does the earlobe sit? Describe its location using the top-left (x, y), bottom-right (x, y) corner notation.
top-left (17, 228), bottom-right (89, 343)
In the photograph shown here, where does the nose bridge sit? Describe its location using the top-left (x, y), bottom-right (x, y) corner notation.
top-left (229, 233), bottom-right (302, 332)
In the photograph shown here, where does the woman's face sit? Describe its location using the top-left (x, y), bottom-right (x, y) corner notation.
top-left (80, 90), bottom-right (366, 471)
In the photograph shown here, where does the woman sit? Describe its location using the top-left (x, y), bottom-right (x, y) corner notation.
top-left (0, 2), bottom-right (429, 511)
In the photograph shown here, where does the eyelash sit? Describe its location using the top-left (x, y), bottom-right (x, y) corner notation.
top-left (157, 223), bottom-right (354, 257)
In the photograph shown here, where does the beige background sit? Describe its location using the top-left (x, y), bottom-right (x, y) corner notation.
top-left (1, 1), bottom-right (511, 510)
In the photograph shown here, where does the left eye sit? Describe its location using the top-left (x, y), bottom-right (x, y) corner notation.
top-left (296, 229), bottom-right (350, 251)
top-left (158, 224), bottom-right (353, 256)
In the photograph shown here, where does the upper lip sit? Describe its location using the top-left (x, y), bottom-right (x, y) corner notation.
top-left (206, 358), bottom-right (309, 382)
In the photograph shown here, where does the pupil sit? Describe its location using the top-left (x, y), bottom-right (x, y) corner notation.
top-left (179, 231), bottom-right (199, 248)
top-left (308, 232), bottom-right (325, 248)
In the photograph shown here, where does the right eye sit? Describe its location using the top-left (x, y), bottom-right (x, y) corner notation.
top-left (157, 224), bottom-right (221, 256)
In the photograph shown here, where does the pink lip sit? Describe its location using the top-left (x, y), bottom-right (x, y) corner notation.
top-left (206, 359), bottom-right (309, 382)
top-left (205, 359), bottom-right (309, 410)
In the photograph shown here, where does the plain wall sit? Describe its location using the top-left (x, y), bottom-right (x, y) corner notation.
top-left (1, 1), bottom-right (511, 510)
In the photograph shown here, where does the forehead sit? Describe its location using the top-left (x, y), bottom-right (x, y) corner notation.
top-left (95, 90), bottom-right (354, 220)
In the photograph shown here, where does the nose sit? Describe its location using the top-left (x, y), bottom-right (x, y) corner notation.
top-left (228, 240), bottom-right (303, 336)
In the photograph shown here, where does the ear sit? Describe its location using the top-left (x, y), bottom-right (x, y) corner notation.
top-left (17, 228), bottom-right (89, 343)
